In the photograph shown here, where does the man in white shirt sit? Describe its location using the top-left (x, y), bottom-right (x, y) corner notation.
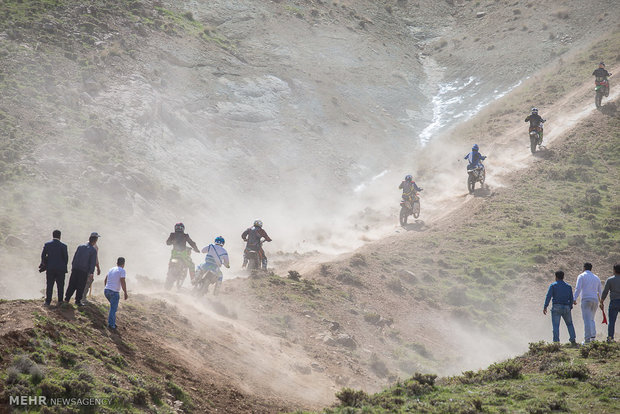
top-left (103, 257), bottom-right (128, 330)
top-left (573, 262), bottom-right (602, 344)
top-left (194, 236), bottom-right (229, 295)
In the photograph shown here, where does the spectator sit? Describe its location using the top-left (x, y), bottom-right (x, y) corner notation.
top-left (64, 233), bottom-right (98, 306)
top-left (83, 233), bottom-right (102, 302)
top-left (39, 230), bottom-right (69, 306)
top-left (600, 264), bottom-right (620, 343)
top-left (104, 257), bottom-right (128, 330)
top-left (543, 270), bottom-right (576, 344)
top-left (573, 262), bottom-right (602, 344)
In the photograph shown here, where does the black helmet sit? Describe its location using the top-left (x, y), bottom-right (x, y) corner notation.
top-left (405, 175), bottom-right (413, 182)
top-left (253, 220), bottom-right (263, 228)
top-left (599, 62), bottom-right (605, 67)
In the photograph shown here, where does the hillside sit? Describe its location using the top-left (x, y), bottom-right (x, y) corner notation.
top-left (0, 298), bottom-right (293, 413)
top-left (1, 0), bottom-right (620, 413)
top-left (1, 0), bottom-right (618, 297)
top-left (320, 341), bottom-right (620, 413)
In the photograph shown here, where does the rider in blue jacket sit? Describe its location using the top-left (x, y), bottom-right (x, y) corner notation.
top-left (464, 144), bottom-right (486, 170)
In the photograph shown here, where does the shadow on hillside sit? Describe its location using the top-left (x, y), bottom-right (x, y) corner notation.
top-left (599, 101), bottom-right (617, 117)
top-left (80, 303), bottom-right (136, 357)
top-left (532, 147), bottom-right (553, 159)
top-left (402, 220), bottom-right (426, 232)
top-left (472, 185), bottom-right (492, 198)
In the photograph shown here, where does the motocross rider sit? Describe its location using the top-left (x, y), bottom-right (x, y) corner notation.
top-left (195, 236), bottom-right (229, 291)
top-left (464, 144), bottom-right (486, 170)
top-left (399, 175), bottom-right (422, 203)
top-left (525, 107), bottom-right (546, 142)
top-left (593, 62), bottom-right (612, 96)
top-left (166, 222), bottom-right (200, 281)
top-left (241, 220), bottom-right (272, 270)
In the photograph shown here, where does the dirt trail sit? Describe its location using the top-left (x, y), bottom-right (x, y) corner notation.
top-left (147, 291), bottom-right (337, 408)
top-left (276, 66), bottom-right (619, 277)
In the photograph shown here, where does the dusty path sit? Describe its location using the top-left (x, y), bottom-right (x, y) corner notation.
top-left (278, 65), bottom-right (620, 276)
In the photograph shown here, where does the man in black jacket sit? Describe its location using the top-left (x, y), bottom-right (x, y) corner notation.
top-left (40, 230), bottom-right (69, 306)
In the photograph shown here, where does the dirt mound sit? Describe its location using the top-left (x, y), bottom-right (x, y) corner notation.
top-left (0, 298), bottom-right (291, 412)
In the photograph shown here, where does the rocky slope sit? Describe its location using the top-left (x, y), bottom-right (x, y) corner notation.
top-left (0, 0), bottom-right (617, 297)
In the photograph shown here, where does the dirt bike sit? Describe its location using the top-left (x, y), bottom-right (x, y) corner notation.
top-left (193, 267), bottom-right (221, 296)
top-left (529, 121), bottom-right (545, 154)
top-left (399, 193), bottom-right (421, 226)
top-left (467, 164), bottom-right (485, 194)
top-left (595, 77), bottom-right (610, 108)
top-left (245, 240), bottom-right (265, 270)
top-left (165, 247), bottom-right (193, 290)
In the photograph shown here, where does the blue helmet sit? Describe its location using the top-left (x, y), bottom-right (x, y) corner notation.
top-left (215, 236), bottom-right (225, 246)
top-left (472, 144), bottom-right (479, 151)
top-left (405, 175), bottom-right (413, 182)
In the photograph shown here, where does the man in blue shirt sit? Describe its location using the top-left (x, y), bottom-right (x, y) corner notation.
top-left (543, 270), bottom-right (577, 344)
top-left (64, 233), bottom-right (98, 306)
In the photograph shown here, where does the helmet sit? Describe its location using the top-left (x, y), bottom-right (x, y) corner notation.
top-left (531, 107), bottom-right (538, 114)
top-left (215, 236), bottom-right (225, 246)
top-left (174, 222), bottom-right (185, 232)
top-left (253, 220), bottom-right (263, 228)
top-left (472, 144), bottom-right (479, 151)
top-left (405, 175), bottom-right (413, 182)
top-left (599, 62), bottom-right (605, 67)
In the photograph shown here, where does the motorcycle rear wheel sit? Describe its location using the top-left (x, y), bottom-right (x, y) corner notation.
top-left (530, 134), bottom-right (537, 154)
top-left (467, 175), bottom-right (475, 194)
top-left (595, 91), bottom-right (603, 108)
top-left (399, 206), bottom-right (409, 226)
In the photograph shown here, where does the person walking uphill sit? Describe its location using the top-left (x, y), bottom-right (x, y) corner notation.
top-left (600, 264), bottom-right (620, 343)
top-left (574, 262), bottom-right (602, 344)
top-left (64, 233), bottom-right (98, 306)
top-left (543, 271), bottom-right (577, 344)
top-left (104, 257), bottom-right (128, 330)
top-left (40, 230), bottom-right (69, 306)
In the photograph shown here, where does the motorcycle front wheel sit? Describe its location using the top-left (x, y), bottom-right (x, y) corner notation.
top-left (412, 201), bottom-right (420, 219)
top-left (467, 174), bottom-right (475, 194)
top-left (530, 134), bottom-right (537, 154)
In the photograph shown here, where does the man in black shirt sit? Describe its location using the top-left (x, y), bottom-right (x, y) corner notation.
top-left (40, 230), bottom-right (69, 306)
top-left (593, 62), bottom-right (612, 97)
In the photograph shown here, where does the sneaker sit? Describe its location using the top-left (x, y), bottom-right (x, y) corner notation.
top-left (569, 340), bottom-right (577, 346)
top-left (607, 337), bottom-right (614, 343)
top-left (76, 301), bottom-right (85, 307)
top-left (81, 298), bottom-right (89, 304)
top-left (43, 302), bottom-right (51, 307)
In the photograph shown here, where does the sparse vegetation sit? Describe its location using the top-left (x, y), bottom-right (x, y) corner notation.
top-left (323, 342), bottom-right (620, 413)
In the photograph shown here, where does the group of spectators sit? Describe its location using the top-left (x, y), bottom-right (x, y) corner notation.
top-left (39, 230), bottom-right (128, 329)
top-left (544, 263), bottom-right (620, 344)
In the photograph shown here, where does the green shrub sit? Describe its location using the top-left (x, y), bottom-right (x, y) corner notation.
top-left (336, 388), bottom-right (369, 407)
top-left (110, 353), bottom-right (127, 368)
top-left (132, 387), bottom-right (149, 405)
top-left (552, 362), bottom-right (589, 381)
top-left (528, 341), bottom-right (561, 355)
top-left (38, 378), bottom-right (65, 398)
top-left (12, 354), bottom-right (35, 373)
top-left (58, 345), bottom-right (78, 366)
top-left (147, 382), bottom-right (164, 405)
top-left (580, 341), bottom-right (618, 359)
top-left (29, 364), bottom-right (45, 385)
top-left (62, 378), bottom-right (92, 397)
